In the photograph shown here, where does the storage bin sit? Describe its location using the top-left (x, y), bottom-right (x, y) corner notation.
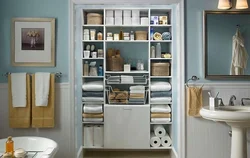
top-left (106, 10), bottom-right (114, 17)
top-left (141, 17), bottom-right (149, 25)
top-left (135, 31), bottom-right (147, 40)
top-left (132, 10), bottom-right (140, 17)
top-left (87, 13), bottom-right (103, 25)
top-left (107, 57), bottom-right (124, 71)
top-left (115, 10), bottom-right (122, 17)
top-left (123, 10), bottom-right (131, 17)
top-left (106, 17), bottom-right (114, 25)
top-left (115, 17), bottom-right (122, 25)
top-left (123, 17), bottom-right (132, 25)
top-left (132, 17), bottom-right (140, 25)
top-left (151, 63), bottom-right (170, 76)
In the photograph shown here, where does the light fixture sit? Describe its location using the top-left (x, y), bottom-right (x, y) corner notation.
top-left (236, 0), bottom-right (249, 9)
top-left (218, 0), bottom-right (231, 9)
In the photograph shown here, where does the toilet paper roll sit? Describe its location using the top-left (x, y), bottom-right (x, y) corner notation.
top-left (154, 125), bottom-right (166, 138)
top-left (83, 125), bottom-right (94, 147)
top-left (93, 125), bottom-right (104, 147)
top-left (150, 132), bottom-right (161, 148)
top-left (161, 133), bottom-right (172, 147)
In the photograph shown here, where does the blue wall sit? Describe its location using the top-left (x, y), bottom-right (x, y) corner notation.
top-left (186, 0), bottom-right (250, 82)
top-left (207, 14), bottom-right (250, 75)
top-left (0, 0), bottom-right (69, 82)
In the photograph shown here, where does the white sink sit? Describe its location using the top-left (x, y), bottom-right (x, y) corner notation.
top-left (200, 106), bottom-right (250, 158)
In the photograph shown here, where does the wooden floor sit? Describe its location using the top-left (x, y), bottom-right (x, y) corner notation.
top-left (84, 150), bottom-right (171, 158)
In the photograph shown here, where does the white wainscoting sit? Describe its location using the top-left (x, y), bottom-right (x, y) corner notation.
top-left (0, 83), bottom-right (73, 158)
top-left (186, 82), bottom-right (250, 158)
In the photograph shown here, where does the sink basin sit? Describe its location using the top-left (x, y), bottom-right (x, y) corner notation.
top-left (200, 106), bottom-right (250, 158)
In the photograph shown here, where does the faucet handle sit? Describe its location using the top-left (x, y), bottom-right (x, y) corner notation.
top-left (217, 98), bottom-right (224, 106)
top-left (241, 98), bottom-right (250, 106)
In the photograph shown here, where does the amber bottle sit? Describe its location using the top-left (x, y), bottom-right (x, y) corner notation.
top-left (5, 136), bottom-right (14, 155)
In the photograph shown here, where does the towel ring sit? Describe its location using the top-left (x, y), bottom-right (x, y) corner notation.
top-left (186, 76), bottom-right (202, 87)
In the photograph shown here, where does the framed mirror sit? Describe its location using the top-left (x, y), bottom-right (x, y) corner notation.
top-left (203, 11), bottom-right (250, 79)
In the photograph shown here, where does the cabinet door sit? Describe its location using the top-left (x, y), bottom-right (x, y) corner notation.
top-left (104, 105), bottom-right (150, 149)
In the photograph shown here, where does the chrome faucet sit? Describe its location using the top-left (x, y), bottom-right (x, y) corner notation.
top-left (229, 95), bottom-right (236, 106)
top-left (241, 98), bottom-right (250, 106)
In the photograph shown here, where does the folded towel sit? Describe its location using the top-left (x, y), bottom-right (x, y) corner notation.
top-left (151, 81), bottom-right (171, 92)
top-left (130, 86), bottom-right (145, 91)
top-left (82, 97), bottom-right (104, 102)
top-left (151, 105), bottom-right (171, 113)
top-left (129, 98), bottom-right (145, 102)
top-left (187, 86), bottom-right (203, 117)
top-left (151, 118), bottom-right (171, 123)
top-left (82, 81), bottom-right (104, 91)
top-left (151, 91), bottom-right (171, 98)
top-left (121, 75), bottom-right (134, 83)
top-left (130, 93), bottom-right (145, 98)
top-left (83, 118), bottom-right (103, 122)
top-left (151, 113), bottom-right (171, 118)
top-left (83, 104), bottom-right (103, 113)
top-left (35, 73), bottom-right (50, 107)
top-left (82, 91), bottom-right (104, 97)
top-left (11, 73), bottom-right (27, 107)
top-left (151, 97), bottom-right (172, 103)
top-left (82, 113), bottom-right (104, 118)
top-left (130, 90), bottom-right (145, 94)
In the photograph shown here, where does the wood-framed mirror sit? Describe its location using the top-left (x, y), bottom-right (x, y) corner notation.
top-left (203, 10), bottom-right (250, 79)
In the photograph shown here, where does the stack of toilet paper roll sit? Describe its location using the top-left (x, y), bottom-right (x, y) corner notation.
top-left (150, 125), bottom-right (172, 148)
top-left (83, 125), bottom-right (104, 147)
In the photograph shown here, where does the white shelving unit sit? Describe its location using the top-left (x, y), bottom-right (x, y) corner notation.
top-left (77, 6), bottom-right (177, 157)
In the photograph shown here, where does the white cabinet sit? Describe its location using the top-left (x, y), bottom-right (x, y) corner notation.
top-left (104, 105), bottom-right (150, 149)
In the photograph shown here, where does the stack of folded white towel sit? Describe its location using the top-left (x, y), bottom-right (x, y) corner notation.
top-left (151, 105), bottom-right (171, 123)
top-left (121, 75), bottom-right (134, 84)
top-left (82, 81), bottom-right (104, 102)
top-left (82, 104), bottom-right (103, 122)
top-left (129, 85), bottom-right (145, 104)
top-left (150, 125), bottom-right (172, 148)
top-left (150, 81), bottom-right (172, 103)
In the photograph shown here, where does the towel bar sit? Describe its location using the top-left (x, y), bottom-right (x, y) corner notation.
top-left (2, 72), bottom-right (62, 78)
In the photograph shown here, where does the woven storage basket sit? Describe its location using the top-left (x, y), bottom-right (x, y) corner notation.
top-left (135, 31), bottom-right (147, 40)
top-left (107, 57), bottom-right (124, 71)
top-left (87, 13), bottom-right (103, 25)
top-left (151, 62), bottom-right (170, 76)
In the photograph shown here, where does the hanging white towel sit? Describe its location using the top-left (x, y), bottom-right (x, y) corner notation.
top-left (11, 73), bottom-right (27, 107)
top-left (35, 73), bottom-right (50, 106)
top-left (230, 29), bottom-right (249, 75)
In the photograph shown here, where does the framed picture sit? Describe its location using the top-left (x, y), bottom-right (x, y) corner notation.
top-left (11, 18), bottom-right (55, 67)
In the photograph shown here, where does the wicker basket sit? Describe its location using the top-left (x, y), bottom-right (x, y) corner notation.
top-left (151, 62), bottom-right (170, 76)
top-left (135, 31), bottom-right (147, 40)
top-left (107, 57), bottom-right (124, 71)
top-left (87, 13), bottom-right (103, 25)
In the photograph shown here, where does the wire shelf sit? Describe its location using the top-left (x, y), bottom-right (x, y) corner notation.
top-left (106, 75), bottom-right (148, 85)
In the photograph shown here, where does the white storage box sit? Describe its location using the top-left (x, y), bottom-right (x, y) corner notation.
top-left (123, 10), bottom-right (131, 17)
top-left (141, 17), bottom-right (149, 25)
top-left (115, 10), bottom-right (122, 17)
top-left (106, 17), bottom-right (114, 25)
top-left (115, 17), bottom-right (122, 25)
top-left (106, 10), bottom-right (114, 17)
top-left (123, 17), bottom-right (132, 25)
top-left (132, 17), bottom-right (140, 25)
top-left (132, 10), bottom-right (140, 17)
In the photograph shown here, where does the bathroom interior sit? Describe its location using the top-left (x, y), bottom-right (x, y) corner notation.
top-left (0, 0), bottom-right (250, 158)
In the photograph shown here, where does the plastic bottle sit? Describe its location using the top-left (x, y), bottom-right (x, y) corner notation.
top-left (83, 61), bottom-right (89, 76)
top-left (119, 28), bottom-right (124, 40)
top-left (130, 31), bottom-right (134, 41)
top-left (98, 65), bottom-right (103, 76)
top-left (5, 136), bottom-right (14, 156)
top-left (150, 46), bottom-right (156, 58)
top-left (156, 43), bottom-right (161, 58)
top-left (150, 28), bottom-right (154, 40)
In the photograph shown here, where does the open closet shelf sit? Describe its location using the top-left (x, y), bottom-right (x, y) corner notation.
top-left (105, 40), bottom-right (148, 43)
top-left (150, 76), bottom-right (172, 78)
top-left (150, 25), bottom-right (172, 27)
top-left (82, 122), bottom-right (104, 124)
top-left (150, 122), bottom-right (172, 125)
top-left (105, 71), bottom-right (149, 74)
top-left (150, 40), bottom-right (172, 43)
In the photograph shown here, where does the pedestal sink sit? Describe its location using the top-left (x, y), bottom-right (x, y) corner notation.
top-left (200, 106), bottom-right (250, 158)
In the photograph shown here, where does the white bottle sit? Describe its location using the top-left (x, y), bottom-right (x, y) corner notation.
top-left (156, 43), bottom-right (161, 58)
top-left (150, 46), bottom-right (156, 58)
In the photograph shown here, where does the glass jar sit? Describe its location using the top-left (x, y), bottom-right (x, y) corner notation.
top-left (137, 59), bottom-right (144, 71)
top-left (89, 66), bottom-right (98, 76)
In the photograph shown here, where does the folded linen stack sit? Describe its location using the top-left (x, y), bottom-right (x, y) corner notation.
top-left (82, 81), bottom-right (104, 102)
top-left (129, 86), bottom-right (145, 104)
top-left (107, 75), bottom-right (120, 84)
top-left (121, 75), bottom-right (134, 84)
top-left (82, 104), bottom-right (103, 122)
top-left (150, 125), bottom-right (172, 148)
top-left (150, 81), bottom-right (172, 103)
top-left (151, 105), bottom-right (171, 123)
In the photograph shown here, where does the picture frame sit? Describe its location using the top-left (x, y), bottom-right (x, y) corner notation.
top-left (11, 18), bottom-right (55, 67)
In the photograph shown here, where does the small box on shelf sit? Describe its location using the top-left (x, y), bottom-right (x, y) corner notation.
top-left (124, 64), bottom-right (131, 72)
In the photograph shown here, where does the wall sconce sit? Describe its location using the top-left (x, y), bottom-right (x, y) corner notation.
top-left (218, 0), bottom-right (248, 9)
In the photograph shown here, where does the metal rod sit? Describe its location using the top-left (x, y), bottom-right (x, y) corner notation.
top-left (2, 72), bottom-right (62, 78)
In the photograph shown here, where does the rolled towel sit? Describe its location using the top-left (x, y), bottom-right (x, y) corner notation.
top-left (82, 113), bottom-right (104, 118)
top-left (151, 91), bottom-right (171, 98)
top-left (83, 104), bottom-right (103, 113)
top-left (151, 118), bottom-right (171, 123)
top-left (151, 113), bottom-right (171, 118)
top-left (154, 125), bottom-right (166, 138)
top-left (130, 86), bottom-right (145, 91)
top-left (161, 133), bottom-right (172, 147)
top-left (150, 132), bottom-right (161, 148)
top-left (130, 90), bottom-right (145, 94)
top-left (82, 91), bottom-right (104, 97)
top-left (82, 81), bottom-right (104, 91)
top-left (151, 105), bottom-right (171, 113)
top-left (83, 118), bottom-right (103, 122)
top-left (82, 97), bottom-right (104, 102)
top-left (150, 97), bottom-right (172, 103)
top-left (151, 81), bottom-right (171, 92)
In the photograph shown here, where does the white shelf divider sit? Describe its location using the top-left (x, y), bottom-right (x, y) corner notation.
top-left (106, 25), bottom-right (149, 27)
top-left (82, 58), bottom-right (104, 60)
top-left (150, 58), bottom-right (172, 60)
top-left (82, 76), bottom-right (104, 78)
top-left (150, 25), bottom-right (172, 27)
top-left (150, 76), bottom-right (172, 78)
top-left (105, 70), bottom-right (149, 74)
top-left (82, 40), bottom-right (104, 42)
top-left (150, 40), bottom-right (172, 43)
top-left (106, 40), bottom-right (148, 43)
